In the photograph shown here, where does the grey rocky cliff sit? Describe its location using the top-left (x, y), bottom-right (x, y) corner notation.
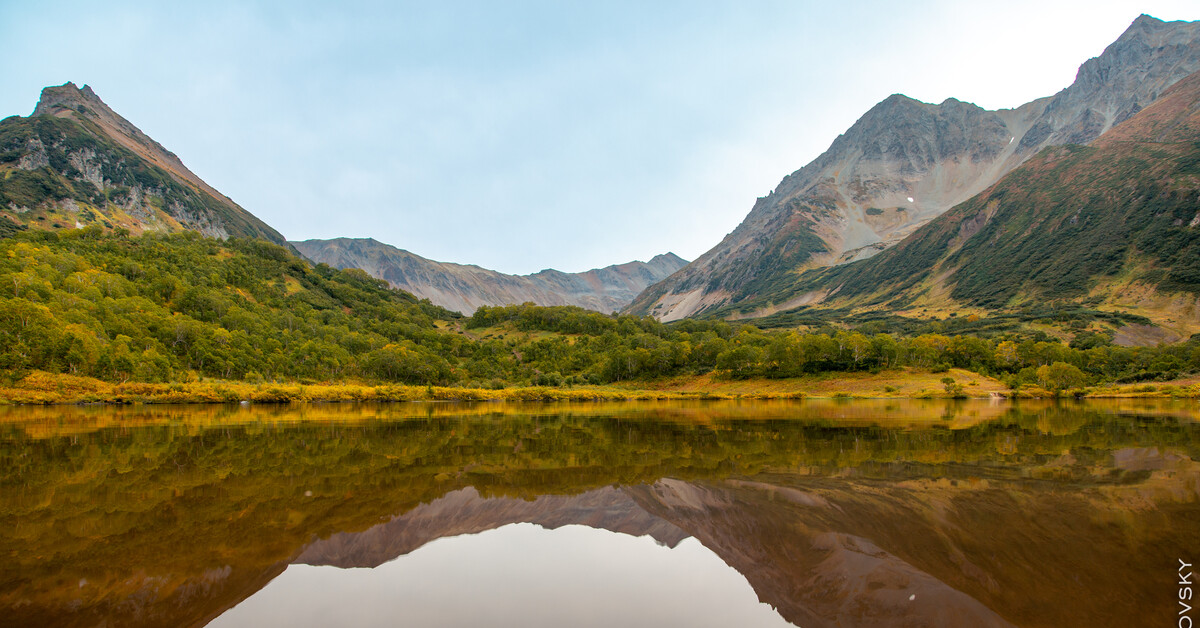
top-left (1030, 14), bottom-right (1200, 147)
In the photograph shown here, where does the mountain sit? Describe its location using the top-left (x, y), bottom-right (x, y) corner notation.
top-left (292, 237), bottom-right (687, 314)
top-left (754, 67), bottom-right (1200, 328)
top-left (629, 15), bottom-right (1200, 321)
top-left (0, 82), bottom-right (288, 245)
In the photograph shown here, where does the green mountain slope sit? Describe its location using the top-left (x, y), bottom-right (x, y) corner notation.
top-left (0, 229), bottom-right (463, 383)
top-left (0, 83), bottom-right (288, 245)
top-left (726, 69), bottom-right (1200, 330)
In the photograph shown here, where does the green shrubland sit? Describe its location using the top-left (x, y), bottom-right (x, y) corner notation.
top-left (1, 229), bottom-right (1198, 395)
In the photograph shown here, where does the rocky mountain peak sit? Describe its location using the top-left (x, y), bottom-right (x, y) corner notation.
top-left (3, 83), bottom-right (289, 246)
top-left (850, 94), bottom-right (924, 127)
top-left (23, 82), bottom-right (258, 220)
top-left (789, 94), bottom-right (1003, 184)
top-left (1041, 15), bottom-right (1200, 145)
top-left (1124, 13), bottom-right (1177, 38)
top-left (32, 82), bottom-right (108, 117)
top-left (877, 93), bottom-right (919, 108)
top-left (31, 82), bottom-right (185, 166)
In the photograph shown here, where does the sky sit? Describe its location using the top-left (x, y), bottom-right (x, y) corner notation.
top-left (1, 1), bottom-right (1196, 275)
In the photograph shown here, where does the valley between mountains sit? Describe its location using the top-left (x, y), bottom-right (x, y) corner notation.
top-left (3, 14), bottom-right (1200, 401)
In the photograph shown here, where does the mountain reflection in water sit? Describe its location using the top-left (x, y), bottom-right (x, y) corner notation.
top-left (215, 522), bottom-right (792, 628)
top-left (1, 399), bottom-right (1197, 628)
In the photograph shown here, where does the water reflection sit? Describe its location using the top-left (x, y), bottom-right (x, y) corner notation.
top-left (214, 523), bottom-right (792, 628)
top-left (0, 400), bottom-right (1197, 627)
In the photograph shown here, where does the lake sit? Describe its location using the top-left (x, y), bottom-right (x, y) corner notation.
top-left (1, 399), bottom-right (1198, 627)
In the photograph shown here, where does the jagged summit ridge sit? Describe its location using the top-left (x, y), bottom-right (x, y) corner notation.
top-left (628, 14), bottom-right (1200, 322)
top-left (292, 237), bottom-right (688, 315)
top-left (33, 82), bottom-right (106, 116)
top-left (787, 67), bottom-right (1200, 334)
top-left (31, 82), bottom-right (218, 202)
top-left (1031, 14), bottom-right (1200, 147)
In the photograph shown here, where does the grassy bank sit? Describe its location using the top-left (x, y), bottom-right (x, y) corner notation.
top-left (615, 367), bottom-right (1008, 398)
top-left (2, 369), bottom-right (1198, 405)
top-left (0, 371), bottom-right (706, 405)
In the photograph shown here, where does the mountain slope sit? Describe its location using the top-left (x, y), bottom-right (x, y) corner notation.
top-left (749, 67), bottom-right (1200, 326)
top-left (630, 15), bottom-right (1200, 321)
top-left (0, 82), bottom-right (288, 245)
top-left (292, 237), bottom-right (687, 314)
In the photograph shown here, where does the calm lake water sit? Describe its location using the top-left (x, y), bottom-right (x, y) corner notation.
top-left (1, 399), bottom-right (1198, 628)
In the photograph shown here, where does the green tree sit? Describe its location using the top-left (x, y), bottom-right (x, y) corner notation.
top-left (1035, 362), bottom-right (1087, 391)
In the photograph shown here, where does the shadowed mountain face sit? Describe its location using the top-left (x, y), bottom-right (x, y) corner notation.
top-left (0, 83), bottom-right (289, 245)
top-left (2, 400), bottom-right (1197, 628)
top-left (292, 236), bottom-right (686, 314)
top-left (628, 15), bottom-right (1200, 321)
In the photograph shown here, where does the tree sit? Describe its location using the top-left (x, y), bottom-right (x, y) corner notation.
top-left (1035, 362), bottom-right (1087, 391)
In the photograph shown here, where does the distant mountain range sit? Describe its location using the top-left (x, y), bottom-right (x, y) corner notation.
top-left (292, 237), bottom-right (686, 314)
top-left (0, 82), bottom-right (288, 245)
top-left (5, 14), bottom-right (1200, 332)
top-left (628, 15), bottom-right (1200, 321)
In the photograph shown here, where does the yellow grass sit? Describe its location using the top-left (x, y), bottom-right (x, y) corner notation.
top-left (282, 275), bottom-right (304, 295)
top-left (614, 367), bottom-right (1008, 399)
top-left (3, 368), bottom-right (1197, 406)
top-left (0, 371), bottom-right (705, 405)
top-left (464, 323), bottom-right (569, 344)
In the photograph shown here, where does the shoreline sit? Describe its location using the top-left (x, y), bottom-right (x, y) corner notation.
top-left (1, 370), bottom-right (1197, 405)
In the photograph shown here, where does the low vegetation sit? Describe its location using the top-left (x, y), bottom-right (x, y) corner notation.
top-left (1, 229), bottom-right (1198, 403)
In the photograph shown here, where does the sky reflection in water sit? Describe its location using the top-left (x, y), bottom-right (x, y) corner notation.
top-left (212, 523), bottom-right (792, 628)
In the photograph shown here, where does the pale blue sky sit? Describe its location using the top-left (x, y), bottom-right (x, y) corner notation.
top-left (2, 1), bottom-right (1195, 274)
